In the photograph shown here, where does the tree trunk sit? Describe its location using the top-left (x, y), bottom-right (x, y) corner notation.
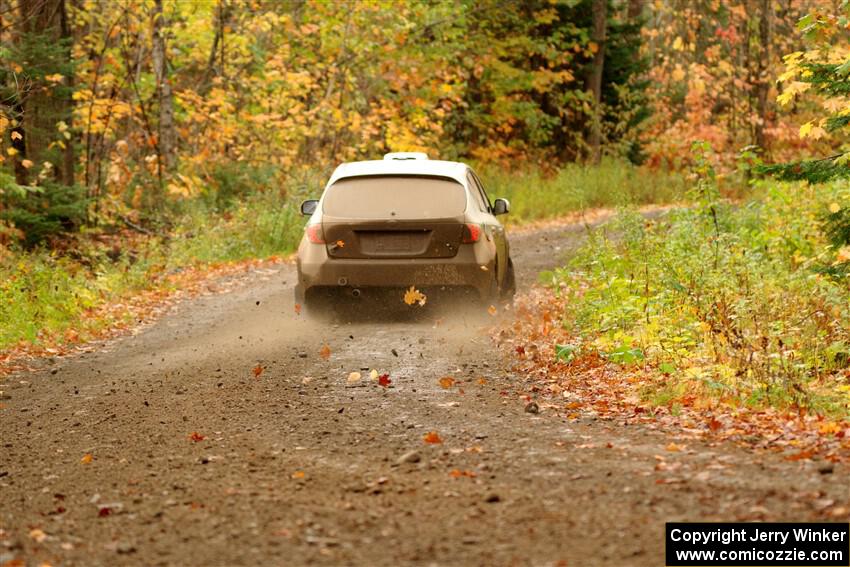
top-left (152, 0), bottom-right (176, 176)
top-left (627, 0), bottom-right (644, 19)
top-left (754, 0), bottom-right (772, 153)
top-left (586, 0), bottom-right (607, 164)
top-left (18, 0), bottom-right (75, 186)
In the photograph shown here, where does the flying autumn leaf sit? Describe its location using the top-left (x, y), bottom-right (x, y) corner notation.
top-left (335, 240), bottom-right (345, 248)
top-left (252, 364), bottom-right (264, 378)
top-left (10, 131), bottom-right (22, 141)
top-left (319, 344), bottom-right (331, 360)
top-left (378, 373), bottom-right (391, 387)
top-left (487, 305), bottom-right (497, 316)
top-left (438, 376), bottom-right (455, 389)
top-left (80, 453), bottom-right (93, 464)
top-left (403, 286), bottom-right (427, 306)
top-left (294, 303), bottom-right (302, 315)
top-left (423, 431), bottom-right (442, 444)
top-left (188, 432), bottom-right (205, 442)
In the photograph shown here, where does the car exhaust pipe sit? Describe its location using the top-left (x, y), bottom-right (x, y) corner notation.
top-left (351, 288), bottom-right (362, 298)
top-left (338, 277), bottom-right (348, 286)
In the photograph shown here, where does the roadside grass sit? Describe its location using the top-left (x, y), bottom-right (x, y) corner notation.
top-left (0, 192), bottom-right (304, 352)
top-left (480, 158), bottom-right (688, 224)
top-left (543, 178), bottom-right (850, 419)
top-left (0, 159), bottom-right (683, 354)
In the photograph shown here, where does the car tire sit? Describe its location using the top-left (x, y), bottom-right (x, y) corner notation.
top-left (303, 290), bottom-right (337, 322)
top-left (501, 258), bottom-right (516, 301)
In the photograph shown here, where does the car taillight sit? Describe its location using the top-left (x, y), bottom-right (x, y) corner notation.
top-left (306, 224), bottom-right (325, 244)
top-left (462, 223), bottom-right (481, 244)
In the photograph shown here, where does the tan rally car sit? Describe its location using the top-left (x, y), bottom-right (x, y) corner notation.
top-left (295, 153), bottom-right (514, 313)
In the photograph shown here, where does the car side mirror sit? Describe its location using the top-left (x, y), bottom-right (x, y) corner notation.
top-left (493, 198), bottom-right (510, 216)
top-left (300, 199), bottom-right (319, 216)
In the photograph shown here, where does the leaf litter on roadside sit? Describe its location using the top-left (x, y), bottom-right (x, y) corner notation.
top-left (493, 286), bottom-right (850, 462)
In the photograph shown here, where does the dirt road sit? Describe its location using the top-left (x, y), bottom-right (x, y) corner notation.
top-left (2, 216), bottom-right (847, 567)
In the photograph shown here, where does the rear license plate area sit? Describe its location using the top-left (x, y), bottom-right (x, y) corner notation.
top-left (358, 231), bottom-right (428, 255)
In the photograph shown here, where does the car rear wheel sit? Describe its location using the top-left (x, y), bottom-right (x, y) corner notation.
top-left (303, 289), bottom-right (338, 322)
top-left (501, 258), bottom-right (516, 301)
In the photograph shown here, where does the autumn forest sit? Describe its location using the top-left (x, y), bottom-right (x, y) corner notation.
top-left (4, 1), bottom-right (850, 564)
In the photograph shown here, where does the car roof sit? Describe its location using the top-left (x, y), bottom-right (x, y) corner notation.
top-left (326, 159), bottom-right (471, 187)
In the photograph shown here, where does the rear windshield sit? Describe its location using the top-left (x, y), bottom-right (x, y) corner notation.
top-left (322, 175), bottom-right (467, 219)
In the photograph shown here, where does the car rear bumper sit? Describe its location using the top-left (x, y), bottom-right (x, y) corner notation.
top-left (295, 240), bottom-right (495, 301)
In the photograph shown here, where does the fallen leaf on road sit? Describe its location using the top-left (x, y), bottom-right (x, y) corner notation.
top-left (477, 377), bottom-right (487, 385)
top-left (189, 432), bottom-right (206, 442)
top-left (378, 374), bottom-right (391, 387)
top-left (319, 344), bottom-right (331, 360)
top-left (291, 471), bottom-right (305, 479)
top-left (29, 528), bottom-right (47, 542)
top-left (449, 469), bottom-right (477, 478)
top-left (80, 453), bottom-right (93, 464)
top-left (403, 286), bottom-right (427, 306)
top-left (666, 442), bottom-right (684, 452)
top-left (369, 369), bottom-right (378, 380)
top-left (98, 506), bottom-right (112, 517)
top-left (786, 449), bottom-right (816, 461)
top-left (252, 364), bottom-right (264, 378)
top-left (423, 431), bottom-right (442, 444)
top-left (819, 422), bottom-right (841, 436)
top-left (439, 376), bottom-right (455, 389)
top-left (347, 372), bottom-right (362, 384)
top-left (487, 305), bottom-right (497, 316)
top-left (708, 417), bottom-right (722, 432)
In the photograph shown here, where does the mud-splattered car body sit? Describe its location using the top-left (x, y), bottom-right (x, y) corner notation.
top-left (295, 154), bottom-right (514, 312)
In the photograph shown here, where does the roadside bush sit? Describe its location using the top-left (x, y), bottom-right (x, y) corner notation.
top-left (548, 178), bottom-right (850, 415)
top-left (0, 181), bottom-right (87, 247)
